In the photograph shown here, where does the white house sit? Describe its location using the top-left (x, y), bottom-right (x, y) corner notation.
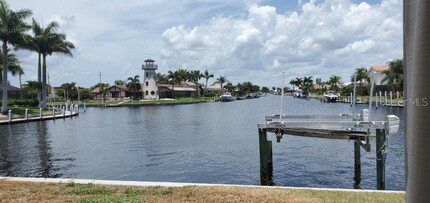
top-left (368, 65), bottom-right (390, 85)
top-left (142, 59), bottom-right (159, 100)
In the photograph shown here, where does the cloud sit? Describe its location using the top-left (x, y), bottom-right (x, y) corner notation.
top-left (8, 0), bottom-right (402, 88)
top-left (161, 0), bottom-right (403, 86)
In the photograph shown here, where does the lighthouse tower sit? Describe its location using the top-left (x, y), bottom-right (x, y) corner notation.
top-left (142, 59), bottom-right (159, 100)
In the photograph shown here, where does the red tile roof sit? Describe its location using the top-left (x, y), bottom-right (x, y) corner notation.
top-left (370, 65), bottom-right (390, 72)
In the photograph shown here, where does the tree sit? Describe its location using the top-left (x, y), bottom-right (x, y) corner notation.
top-left (351, 67), bottom-right (368, 83)
top-left (328, 75), bottom-right (342, 91)
top-left (22, 80), bottom-right (40, 99)
top-left (302, 76), bottom-right (313, 92)
top-left (29, 18), bottom-right (75, 109)
top-left (382, 58), bottom-right (403, 92)
top-left (167, 70), bottom-right (179, 98)
top-left (202, 69), bottom-right (214, 88)
top-left (176, 68), bottom-right (189, 84)
top-left (224, 82), bottom-right (234, 94)
top-left (315, 78), bottom-right (326, 94)
top-left (188, 70), bottom-right (202, 96)
top-left (127, 75), bottom-right (141, 100)
top-left (59, 82), bottom-right (77, 101)
top-left (79, 88), bottom-right (91, 100)
top-left (155, 73), bottom-right (168, 84)
top-left (0, 0), bottom-right (32, 113)
top-left (215, 76), bottom-right (227, 93)
top-left (289, 79), bottom-right (297, 91)
top-left (262, 87), bottom-right (270, 93)
top-left (114, 80), bottom-right (125, 85)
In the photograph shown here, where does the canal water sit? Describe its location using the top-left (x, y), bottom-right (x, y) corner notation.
top-left (0, 96), bottom-right (405, 190)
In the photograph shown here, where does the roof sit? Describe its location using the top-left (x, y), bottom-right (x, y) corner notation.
top-left (370, 65), bottom-right (390, 72)
top-left (0, 84), bottom-right (20, 91)
top-left (91, 87), bottom-right (102, 93)
top-left (157, 84), bottom-right (196, 92)
top-left (109, 85), bottom-right (128, 91)
top-left (144, 59), bottom-right (155, 62)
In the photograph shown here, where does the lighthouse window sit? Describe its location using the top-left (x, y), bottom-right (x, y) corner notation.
top-left (151, 91), bottom-right (155, 95)
top-left (145, 91), bottom-right (148, 95)
top-left (146, 72), bottom-right (148, 77)
top-left (146, 81), bottom-right (149, 86)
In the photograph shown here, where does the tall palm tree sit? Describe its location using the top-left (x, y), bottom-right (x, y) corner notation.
top-left (167, 70), bottom-right (179, 98)
top-left (127, 75), bottom-right (141, 100)
top-left (202, 69), bottom-right (214, 88)
top-left (0, 50), bottom-right (24, 79)
top-left (29, 19), bottom-right (75, 108)
top-left (0, 0), bottom-right (32, 113)
top-left (189, 70), bottom-right (202, 96)
top-left (294, 77), bottom-right (303, 89)
top-left (155, 72), bottom-right (168, 84)
top-left (289, 79), bottom-right (297, 91)
top-left (328, 75), bottom-right (342, 91)
top-left (215, 76), bottom-right (227, 93)
top-left (382, 59), bottom-right (403, 92)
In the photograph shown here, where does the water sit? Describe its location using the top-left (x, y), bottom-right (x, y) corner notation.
top-left (0, 96), bottom-right (405, 190)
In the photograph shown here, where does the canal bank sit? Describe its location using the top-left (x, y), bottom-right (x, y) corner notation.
top-left (0, 177), bottom-right (405, 202)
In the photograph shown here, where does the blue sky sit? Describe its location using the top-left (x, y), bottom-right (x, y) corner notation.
top-left (9, 0), bottom-right (402, 88)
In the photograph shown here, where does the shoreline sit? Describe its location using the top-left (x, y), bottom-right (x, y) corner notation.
top-left (0, 177), bottom-right (405, 202)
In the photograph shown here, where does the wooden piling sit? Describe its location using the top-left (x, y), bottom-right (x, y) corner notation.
top-left (259, 129), bottom-right (272, 185)
top-left (354, 140), bottom-right (361, 189)
top-left (376, 129), bottom-right (386, 190)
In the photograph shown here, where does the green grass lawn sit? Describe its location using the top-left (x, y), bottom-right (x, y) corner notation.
top-left (0, 181), bottom-right (405, 203)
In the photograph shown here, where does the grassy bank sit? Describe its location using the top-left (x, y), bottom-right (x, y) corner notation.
top-left (0, 181), bottom-right (404, 203)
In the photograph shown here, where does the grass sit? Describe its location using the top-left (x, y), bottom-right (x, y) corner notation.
top-left (0, 180), bottom-right (405, 203)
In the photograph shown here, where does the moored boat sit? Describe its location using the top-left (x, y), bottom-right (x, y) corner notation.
top-left (220, 92), bottom-right (235, 102)
top-left (324, 91), bottom-right (338, 102)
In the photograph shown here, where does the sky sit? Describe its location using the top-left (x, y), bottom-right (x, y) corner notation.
top-left (9, 0), bottom-right (402, 88)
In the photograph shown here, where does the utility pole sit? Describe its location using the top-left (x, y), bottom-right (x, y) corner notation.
top-left (98, 72), bottom-right (104, 104)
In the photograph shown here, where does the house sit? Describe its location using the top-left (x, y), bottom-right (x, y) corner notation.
top-left (158, 84), bottom-right (197, 98)
top-left (108, 85), bottom-right (128, 99)
top-left (0, 84), bottom-right (21, 99)
top-left (368, 65), bottom-right (390, 85)
top-left (368, 65), bottom-right (390, 92)
top-left (91, 86), bottom-right (111, 100)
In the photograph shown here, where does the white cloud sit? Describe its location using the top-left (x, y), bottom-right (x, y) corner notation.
top-left (8, 0), bottom-right (402, 88)
top-left (161, 0), bottom-right (403, 86)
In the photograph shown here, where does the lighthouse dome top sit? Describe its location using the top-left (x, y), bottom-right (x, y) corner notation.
top-left (144, 59), bottom-right (155, 63)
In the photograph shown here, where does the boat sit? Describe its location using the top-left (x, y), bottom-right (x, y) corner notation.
top-left (220, 92), bottom-right (235, 102)
top-left (293, 90), bottom-right (302, 98)
top-left (324, 91), bottom-right (338, 102)
top-left (300, 91), bottom-right (309, 100)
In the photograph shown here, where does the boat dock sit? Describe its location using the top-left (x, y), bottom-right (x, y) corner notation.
top-left (257, 109), bottom-right (400, 190)
top-left (0, 105), bottom-right (80, 125)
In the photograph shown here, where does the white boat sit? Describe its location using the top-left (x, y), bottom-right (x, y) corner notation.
top-left (220, 92), bottom-right (235, 102)
top-left (324, 91), bottom-right (338, 102)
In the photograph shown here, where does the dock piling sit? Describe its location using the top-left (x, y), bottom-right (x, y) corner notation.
top-left (25, 109), bottom-right (28, 121)
top-left (376, 129), bottom-right (386, 190)
top-left (8, 110), bottom-right (12, 123)
top-left (384, 91), bottom-right (387, 106)
top-left (39, 108), bottom-right (43, 120)
top-left (354, 140), bottom-right (361, 189)
top-left (390, 91), bottom-right (393, 106)
top-left (259, 129), bottom-right (272, 185)
top-left (375, 93), bottom-right (379, 109)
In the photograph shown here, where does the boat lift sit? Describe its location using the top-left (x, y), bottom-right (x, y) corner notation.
top-left (258, 73), bottom-right (400, 189)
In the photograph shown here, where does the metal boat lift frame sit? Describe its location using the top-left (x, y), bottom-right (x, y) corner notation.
top-left (257, 109), bottom-right (400, 190)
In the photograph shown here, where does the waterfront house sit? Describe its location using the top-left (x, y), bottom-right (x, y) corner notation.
top-left (91, 87), bottom-right (111, 100)
top-left (108, 85), bottom-right (128, 100)
top-left (158, 84), bottom-right (197, 98)
top-left (0, 84), bottom-right (21, 99)
top-left (368, 65), bottom-right (390, 91)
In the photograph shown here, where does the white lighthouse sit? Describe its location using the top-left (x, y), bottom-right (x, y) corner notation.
top-left (142, 59), bottom-right (159, 100)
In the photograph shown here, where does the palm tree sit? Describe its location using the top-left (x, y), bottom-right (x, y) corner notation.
top-left (167, 70), bottom-right (179, 98)
top-left (0, 50), bottom-right (24, 80)
top-left (215, 76), bottom-right (227, 93)
top-left (22, 80), bottom-right (40, 99)
top-left (202, 69), bottom-right (214, 88)
top-left (351, 67), bottom-right (368, 82)
top-left (294, 77), bottom-right (303, 89)
top-left (127, 75), bottom-right (141, 100)
top-left (28, 19), bottom-right (75, 108)
top-left (328, 75), bottom-right (342, 91)
top-left (289, 79), bottom-right (297, 91)
top-left (382, 59), bottom-right (403, 92)
top-left (224, 82), bottom-right (235, 94)
top-left (188, 70), bottom-right (202, 96)
top-left (176, 68), bottom-right (189, 84)
top-left (155, 73), bottom-right (168, 84)
top-left (0, 0), bottom-right (32, 113)
top-left (302, 76), bottom-right (313, 92)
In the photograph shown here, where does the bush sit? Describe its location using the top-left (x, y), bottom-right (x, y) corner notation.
top-left (6, 99), bottom-right (39, 107)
